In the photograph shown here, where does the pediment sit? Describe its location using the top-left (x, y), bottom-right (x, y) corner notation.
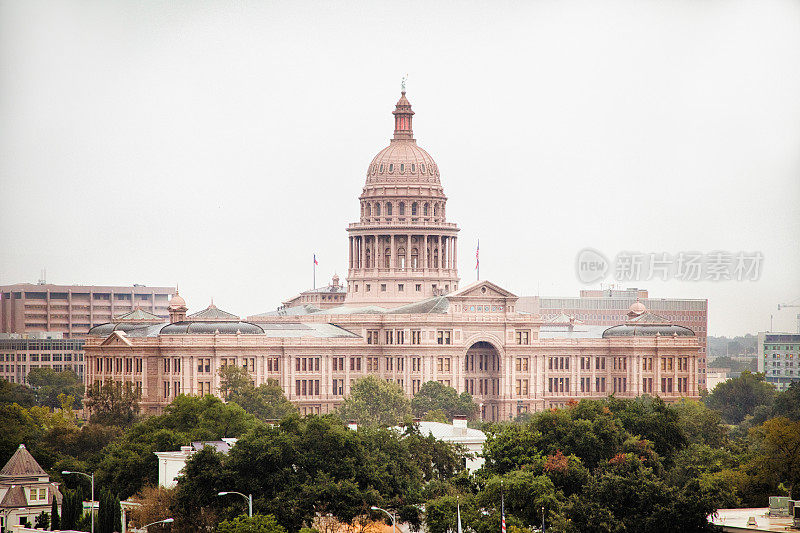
top-left (449, 280), bottom-right (517, 300)
top-left (100, 331), bottom-right (133, 348)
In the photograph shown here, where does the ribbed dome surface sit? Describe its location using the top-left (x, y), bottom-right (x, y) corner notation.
top-left (366, 141), bottom-right (440, 184)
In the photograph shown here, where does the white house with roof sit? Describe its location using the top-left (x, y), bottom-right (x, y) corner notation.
top-left (394, 418), bottom-right (487, 473)
top-left (0, 444), bottom-right (62, 531)
top-left (154, 439), bottom-right (237, 488)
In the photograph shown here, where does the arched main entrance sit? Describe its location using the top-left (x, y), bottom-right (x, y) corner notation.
top-left (464, 341), bottom-right (502, 421)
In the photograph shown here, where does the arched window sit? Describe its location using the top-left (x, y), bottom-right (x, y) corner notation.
top-left (411, 248), bottom-right (419, 269)
top-left (411, 163), bottom-right (416, 172)
top-left (421, 164), bottom-right (426, 173)
top-left (386, 202), bottom-right (392, 216)
top-left (434, 204), bottom-right (438, 217)
top-left (384, 248), bottom-right (391, 269)
top-left (433, 248), bottom-right (439, 268)
top-left (397, 248), bottom-right (406, 269)
top-left (380, 164), bottom-right (384, 172)
top-left (424, 203), bottom-right (429, 216)
top-left (411, 202), bottom-right (418, 216)
top-left (400, 163), bottom-right (404, 173)
top-left (399, 202), bottom-right (405, 215)
top-left (365, 248), bottom-right (372, 269)
top-left (389, 164), bottom-right (394, 173)
top-left (375, 203), bottom-right (381, 216)
top-left (365, 203), bottom-right (371, 216)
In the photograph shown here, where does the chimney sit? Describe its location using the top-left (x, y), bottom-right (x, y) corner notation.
top-left (348, 420), bottom-right (358, 431)
top-left (452, 416), bottom-right (467, 435)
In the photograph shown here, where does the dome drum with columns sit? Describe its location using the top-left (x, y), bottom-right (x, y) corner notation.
top-left (346, 91), bottom-right (460, 306)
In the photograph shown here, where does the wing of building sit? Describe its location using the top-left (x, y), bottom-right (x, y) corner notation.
top-left (83, 91), bottom-right (701, 420)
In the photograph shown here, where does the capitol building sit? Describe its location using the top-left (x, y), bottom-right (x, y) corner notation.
top-left (84, 91), bottom-right (701, 420)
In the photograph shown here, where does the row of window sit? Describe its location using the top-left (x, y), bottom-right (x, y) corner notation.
top-left (363, 200), bottom-right (440, 219)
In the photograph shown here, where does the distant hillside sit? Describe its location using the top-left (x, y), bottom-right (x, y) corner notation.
top-left (708, 334), bottom-right (757, 358)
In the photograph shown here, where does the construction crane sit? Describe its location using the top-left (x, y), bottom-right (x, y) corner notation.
top-left (777, 302), bottom-right (800, 334)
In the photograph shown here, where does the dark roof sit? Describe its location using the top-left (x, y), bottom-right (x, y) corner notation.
top-left (188, 305), bottom-right (239, 321)
top-left (88, 322), bottom-right (165, 336)
top-left (113, 308), bottom-right (163, 321)
top-left (160, 321), bottom-right (264, 335)
top-left (0, 485), bottom-right (26, 507)
top-left (0, 444), bottom-right (47, 478)
top-left (602, 324), bottom-right (695, 338)
top-left (387, 295), bottom-right (450, 314)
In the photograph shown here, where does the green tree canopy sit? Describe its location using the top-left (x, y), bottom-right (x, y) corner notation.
top-left (228, 378), bottom-right (297, 422)
top-left (85, 379), bottom-right (141, 427)
top-left (704, 371), bottom-right (777, 424)
top-left (96, 394), bottom-right (258, 498)
top-left (337, 376), bottom-right (411, 427)
top-left (217, 514), bottom-right (287, 533)
top-left (0, 379), bottom-right (36, 407)
top-left (218, 364), bottom-right (254, 401)
top-left (411, 381), bottom-right (479, 421)
top-left (26, 368), bottom-right (84, 409)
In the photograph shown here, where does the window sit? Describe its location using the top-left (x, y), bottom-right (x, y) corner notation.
top-left (595, 357), bottom-right (606, 370)
top-left (515, 379), bottom-right (529, 396)
top-left (437, 357), bottom-right (451, 372)
top-left (367, 330), bottom-right (379, 344)
top-left (437, 330), bottom-right (452, 345)
top-left (415, 284), bottom-right (422, 291)
top-left (350, 357), bottom-right (362, 371)
top-left (381, 284), bottom-right (387, 292)
top-left (515, 330), bottom-right (530, 345)
top-left (398, 284), bottom-right (404, 292)
top-left (385, 330), bottom-right (394, 345)
top-left (515, 357), bottom-right (529, 372)
top-left (411, 330), bottom-right (422, 344)
top-left (412, 357), bottom-right (422, 372)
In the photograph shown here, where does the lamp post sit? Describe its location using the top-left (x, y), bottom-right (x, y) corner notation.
top-left (370, 506), bottom-right (397, 533)
top-left (143, 518), bottom-right (174, 531)
top-left (218, 491), bottom-right (252, 517)
top-left (62, 470), bottom-right (94, 533)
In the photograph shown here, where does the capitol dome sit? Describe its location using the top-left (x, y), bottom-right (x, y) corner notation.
top-left (363, 91), bottom-right (442, 187)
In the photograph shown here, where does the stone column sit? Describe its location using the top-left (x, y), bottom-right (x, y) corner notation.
top-left (438, 235), bottom-right (442, 270)
top-left (453, 236), bottom-right (458, 272)
top-left (422, 235), bottom-right (428, 271)
top-left (406, 234), bottom-right (411, 271)
top-left (390, 234), bottom-right (396, 271)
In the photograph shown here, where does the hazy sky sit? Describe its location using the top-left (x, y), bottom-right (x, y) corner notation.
top-left (1, 1), bottom-right (798, 336)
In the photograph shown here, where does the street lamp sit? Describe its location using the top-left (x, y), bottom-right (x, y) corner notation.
top-left (370, 506), bottom-right (397, 533)
top-left (143, 518), bottom-right (174, 531)
top-left (218, 491), bottom-right (252, 517)
top-left (62, 470), bottom-right (94, 533)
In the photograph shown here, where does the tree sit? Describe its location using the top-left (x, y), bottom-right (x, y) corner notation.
top-left (217, 514), bottom-right (287, 533)
top-left (51, 496), bottom-right (60, 530)
top-left (0, 379), bottom-right (36, 407)
top-left (749, 417), bottom-right (800, 499)
top-left (769, 382), bottom-right (800, 421)
top-left (411, 381), bottom-right (478, 421)
top-left (27, 368), bottom-right (84, 409)
top-left (85, 379), bottom-right (141, 427)
top-left (228, 379), bottom-right (297, 422)
top-left (704, 371), bottom-right (776, 424)
top-left (98, 490), bottom-right (113, 533)
top-left (218, 365), bottom-right (254, 401)
top-left (35, 511), bottom-right (50, 529)
top-left (96, 394), bottom-right (257, 499)
top-left (130, 485), bottom-right (176, 533)
top-left (337, 376), bottom-right (411, 427)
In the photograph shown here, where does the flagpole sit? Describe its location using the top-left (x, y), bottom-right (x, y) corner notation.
top-left (476, 239), bottom-right (480, 281)
top-left (313, 254), bottom-right (316, 289)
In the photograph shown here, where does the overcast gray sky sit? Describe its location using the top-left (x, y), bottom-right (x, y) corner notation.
top-left (1, 0), bottom-right (798, 336)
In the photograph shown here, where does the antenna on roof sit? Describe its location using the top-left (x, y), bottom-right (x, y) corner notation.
top-left (37, 269), bottom-right (46, 285)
